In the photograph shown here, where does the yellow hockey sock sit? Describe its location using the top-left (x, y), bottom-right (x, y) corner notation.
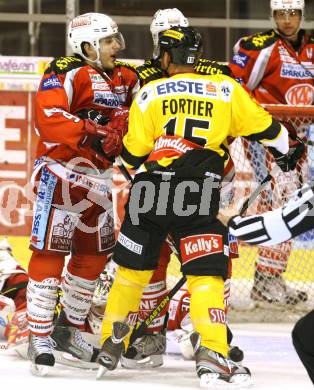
top-left (100, 266), bottom-right (153, 347)
top-left (187, 275), bottom-right (228, 357)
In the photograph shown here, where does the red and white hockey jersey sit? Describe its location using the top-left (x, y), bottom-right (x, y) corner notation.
top-left (35, 57), bottom-right (140, 167)
top-left (229, 29), bottom-right (314, 105)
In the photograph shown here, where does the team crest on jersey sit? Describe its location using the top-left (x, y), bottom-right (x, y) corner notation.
top-left (285, 83), bottom-right (314, 105)
top-left (231, 52), bottom-right (249, 68)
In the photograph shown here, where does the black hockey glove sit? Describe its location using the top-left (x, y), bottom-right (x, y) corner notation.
top-left (268, 134), bottom-right (305, 172)
top-left (76, 108), bottom-right (109, 126)
top-left (287, 134), bottom-right (305, 171)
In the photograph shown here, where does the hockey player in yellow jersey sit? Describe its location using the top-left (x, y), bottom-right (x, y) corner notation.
top-left (96, 26), bottom-right (296, 386)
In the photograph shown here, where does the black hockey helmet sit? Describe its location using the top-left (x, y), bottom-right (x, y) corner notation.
top-left (158, 26), bottom-right (203, 65)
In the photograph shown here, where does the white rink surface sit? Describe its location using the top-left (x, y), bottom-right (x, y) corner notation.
top-left (0, 323), bottom-right (312, 390)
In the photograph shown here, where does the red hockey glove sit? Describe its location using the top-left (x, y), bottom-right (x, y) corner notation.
top-left (80, 118), bottom-right (123, 160)
top-left (107, 106), bottom-right (129, 138)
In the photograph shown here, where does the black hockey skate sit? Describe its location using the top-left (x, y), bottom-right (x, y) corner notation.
top-left (190, 332), bottom-right (252, 387)
top-left (28, 333), bottom-right (55, 376)
top-left (51, 310), bottom-right (99, 364)
top-left (96, 321), bottom-right (130, 379)
top-left (121, 331), bottom-right (166, 368)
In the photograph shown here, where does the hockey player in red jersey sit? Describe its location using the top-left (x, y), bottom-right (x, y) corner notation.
top-left (229, 0), bottom-right (313, 306)
top-left (26, 12), bottom-right (139, 375)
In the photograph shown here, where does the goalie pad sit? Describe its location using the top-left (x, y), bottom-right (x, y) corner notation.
top-left (228, 184), bottom-right (314, 246)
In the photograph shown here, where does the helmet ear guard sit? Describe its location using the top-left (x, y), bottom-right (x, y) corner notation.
top-left (158, 26), bottom-right (203, 66)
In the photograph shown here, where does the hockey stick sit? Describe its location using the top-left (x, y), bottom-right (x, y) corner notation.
top-left (239, 173), bottom-right (272, 216)
top-left (129, 275), bottom-right (187, 345)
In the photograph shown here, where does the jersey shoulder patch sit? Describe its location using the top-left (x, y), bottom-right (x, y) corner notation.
top-left (115, 60), bottom-right (138, 72)
top-left (240, 30), bottom-right (279, 51)
top-left (195, 58), bottom-right (231, 76)
top-left (45, 56), bottom-right (84, 74)
top-left (136, 59), bottom-right (163, 83)
top-left (309, 34), bottom-right (314, 44)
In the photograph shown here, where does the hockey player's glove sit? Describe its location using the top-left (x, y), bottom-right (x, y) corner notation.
top-left (108, 106), bottom-right (129, 139)
top-left (76, 109), bottom-right (109, 126)
top-left (268, 134), bottom-right (305, 172)
top-left (82, 119), bottom-right (122, 157)
top-left (287, 133), bottom-right (305, 170)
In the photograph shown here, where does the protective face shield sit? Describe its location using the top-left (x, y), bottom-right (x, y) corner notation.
top-left (270, 0), bottom-right (304, 36)
top-left (158, 26), bottom-right (203, 67)
top-left (68, 13), bottom-right (125, 68)
top-left (150, 8), bottom-right (189, 58)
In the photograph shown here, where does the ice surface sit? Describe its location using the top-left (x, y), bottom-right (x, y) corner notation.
top-left (0, 323), bottom-right (312, 390)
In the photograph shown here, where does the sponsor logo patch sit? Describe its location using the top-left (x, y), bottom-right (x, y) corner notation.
top-left (280, 63), bottom-right (313, 80)
top-left (98, 210), bottom-right (115, 252)
top-left (228, 233), bottom-right (239, 258)
top-left (48, 210), bottom-right (78, 252)
top-left (117, 232), bottom-right (143, 255)
top-left (209, 308), bottom-right (226, 324)
top-left (231, 52), bottom-right (249, 68)
top-left (94, 91), bottom-right (119, 107)
top-left (180, 234), bottom-right (223, 264)
top-left (156, 79), bottom-right (204, 96)
top-left (126, 311), bottom-right (138, 327)
top-left (41, 75), bottom-right (62, 90)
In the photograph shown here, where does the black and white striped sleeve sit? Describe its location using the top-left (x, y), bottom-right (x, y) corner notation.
top-left (228, 184), bottom-right (314, 246)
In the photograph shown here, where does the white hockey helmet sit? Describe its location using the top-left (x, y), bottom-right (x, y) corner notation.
top-left (150, 8), bottom-right (189, 58)
top-left (68, 13), bottom-right (125, 65)
top-left (270, 0), bottom-right (305, 16)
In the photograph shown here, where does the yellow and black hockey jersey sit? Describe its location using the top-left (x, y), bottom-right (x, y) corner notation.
top-left (121, 72), bottom-right (288, 170)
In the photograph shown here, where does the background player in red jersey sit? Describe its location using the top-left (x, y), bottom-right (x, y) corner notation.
top-left (229, 0), bottom-right (313, 306)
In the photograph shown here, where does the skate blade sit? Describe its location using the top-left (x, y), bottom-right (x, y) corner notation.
top-left (54, 351), bottom-right (98, 370)
top-left (96, 365), bottom-right (108, 380)
top-left (121, 354), bottom-right (163, 369)
top-left (30, 363), bottom-right (49, 377)
top-left (200, 373), bottom-right (253, 388)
